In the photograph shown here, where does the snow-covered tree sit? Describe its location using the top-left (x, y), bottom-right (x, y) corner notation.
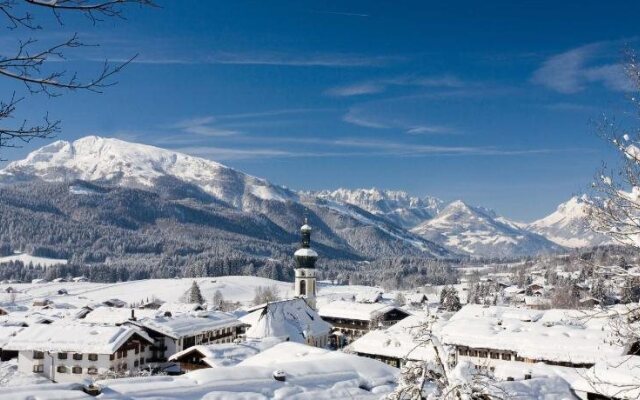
top-left (183, 280), bottom-right (204, 304)
top-left (395, 292), bottom-right (407, 306)
top-left (440, 286), bottom-right (462, 312)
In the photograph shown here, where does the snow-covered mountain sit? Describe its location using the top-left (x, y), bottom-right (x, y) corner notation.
top-left (313, 188), bottom-right (442, 229)
top-left (411, 200), bottom-right (563, 258)
top-left (0, 136), bottom-right (451, 259)
top-left (527, 195), bottom-right (611, 248)
top-left (1, 135), bottom-right (298, 209)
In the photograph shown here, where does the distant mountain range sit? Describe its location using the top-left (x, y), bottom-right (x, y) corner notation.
top-left (0, 136), bottom-right (611, 264)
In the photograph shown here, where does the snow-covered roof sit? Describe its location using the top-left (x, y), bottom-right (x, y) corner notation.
top-left (240, 298), bottom-right (331, 342)
top-left (0, 342), bottom-right (398, 400)
top-left (560, 356), bottom-right (640, 399)
top-left (157, 302), bottom-right (204, 314)
top-left (293, 248), bottom-right (317, 258)
top-left (4, 321), bottom-right (153, 354)
top-left (441, 304), bottom-right (627, 365)
top-left (83, 307), bottom-right (161, 325)
top-left (169, 337), bottom-right (283, 367)
top-left (131, 311), bottom-right (243, 340)
top-left (347, 314), bottom-right (437, 362)
top-left (318, 300), bottom-right (404, 321)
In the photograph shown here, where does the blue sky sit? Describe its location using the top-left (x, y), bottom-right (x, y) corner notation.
top-left (1, 0), bottom-right (639, 221)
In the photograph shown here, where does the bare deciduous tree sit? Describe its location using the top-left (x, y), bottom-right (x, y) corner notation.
top-left (0, 0), bottom-right (154, 154)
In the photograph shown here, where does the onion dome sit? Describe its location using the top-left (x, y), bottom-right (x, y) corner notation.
top-left (295, 218), bottom-right (317, 269)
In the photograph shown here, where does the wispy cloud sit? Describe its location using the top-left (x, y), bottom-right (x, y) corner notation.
top-left (171, 116), bottom-right (240, 137)
top-left (406, 125), bottom-right (455, 135)
top-left (342, 108), bottom-right (457, 135)
top-left (100, 51), bottom-right (403, 68)
top-left (342, 109), bottom-right (388, 128)
top-left (311, 10), bottom-right (370, 17)
top-left (170, 136), bottom-right (587, 161)
top-left (326, 74), bottom-right (467, 97)
top-left (531, 40), bottom-right (634, 93)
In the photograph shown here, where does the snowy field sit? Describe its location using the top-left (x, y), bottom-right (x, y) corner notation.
top-left (0, 276), bottom-right (296, 308)
top-left (0, 276), bottom-right (415, 310)
top-left (0, 253), bottom-right (67, 267)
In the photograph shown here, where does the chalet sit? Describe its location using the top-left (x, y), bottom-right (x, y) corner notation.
top-left (318, 300), bottom-right (410, 347)
top-left (441, 305), bottom-right (633, 374)
top-left (32, 298), bottom-right (53, 308)
top-left (31, 279), bottom-right (47, 284)
top-left (4, 322), bottom-right (154, 383)
top-left (240, 298), bottom-right (331, 348)
top-left (52, 278), bottom-right (67, 283)
top-left (102, 298), bottom-right (127, 308)
top-left (138, 298), bottom-right (165, 310)
top-left (127, 311), bottom-right (245, 362)
top-left (72, 276), bottom-right (88, 283)
top-left (168, 337), bottom-right (283, 372)
top-left (406, 293), bottom-right (429, 307)
top-left (347, 314), bottom-right (436, 368)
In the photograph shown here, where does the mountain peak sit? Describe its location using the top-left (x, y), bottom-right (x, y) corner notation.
top-left (313, 187), bottom-right (443, 229)
top-left (528, 195), bottom-right (609, 248)
top-left (1, 135), bottom-right (296, 207)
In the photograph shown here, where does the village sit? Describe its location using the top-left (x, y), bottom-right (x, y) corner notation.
top-left (0, 221), bottom-right (634, 399)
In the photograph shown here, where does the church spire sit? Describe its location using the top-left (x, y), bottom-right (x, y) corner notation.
top-left (294, 217), bottom-right (317, 309)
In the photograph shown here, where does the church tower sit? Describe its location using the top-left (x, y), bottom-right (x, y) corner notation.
top-left (294, 218), bottom-right (317, 309)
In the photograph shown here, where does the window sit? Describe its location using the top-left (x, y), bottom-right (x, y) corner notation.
top-left (469, 350), bottom-right (478, 357)
top-left (58, 353), bottom-right (67, 360)
top-left (57, 366), bottom-right (67, 373)
top-left (88, 354), bottom-right (98, 361)
top-left (140, 357), bottom-right (145, 365)
top-left (73, 353), bottom-right (83, 361)
top-left (33, 365), bottom-right (44, 373)
top-left (87, 367), bottom-right (98, 375)
top-left (134, 360), bottom-right (139, 367)
top-left (123, 349), bottom-right (127, 357)
top-left (134, 346), bottom-right (139, 355)
top-left (490, 352), bottom-right (499, 359)
top-left (117, 351), bottom-right (122, 359)
top-left (33, 351), bottom-right (44, 360)
top-left (110, 354), bottom-right (115, 361)
top-left (479, 351), bottom-right (488, 358)
top-left (502, 353), bottom-right (512, 361)
top-left (458, 348), bottom-right (467, 356)
top-left (72, 366), bottom-right (82, 374)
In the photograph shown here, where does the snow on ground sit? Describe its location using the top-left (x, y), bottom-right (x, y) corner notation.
top-left (0, 342), bottom-right (399, 400)
top-left (0, 276), bottom-right (294, 309)
top-left (0, 253), bottom-right (67, 267)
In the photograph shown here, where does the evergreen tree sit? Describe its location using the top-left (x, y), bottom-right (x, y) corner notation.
top-left (183, 280), bottom-right (204, 304)
top-left (441, 285), bottom-right (462, 312)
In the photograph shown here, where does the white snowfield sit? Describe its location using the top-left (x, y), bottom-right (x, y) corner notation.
top-left (441, 304), bottom-right (627, 365)
top-left (0, 253), bottom-right (67, 268)
top-left (0, 276), bottom-right (295, 310)
top-left (0, 342), bottom-right (399, 400)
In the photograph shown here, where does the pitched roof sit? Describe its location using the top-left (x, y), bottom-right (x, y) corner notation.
top-left (318, 300), bottom-right (405, 321)
top-left (441, 304), bottom-right (627, 364)
top-left (131, 311), bottom-right (243, 339)
top-left (4, 321), bottom-right (153, 354)
top-left (240, 298), bottom-right (331, 342)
